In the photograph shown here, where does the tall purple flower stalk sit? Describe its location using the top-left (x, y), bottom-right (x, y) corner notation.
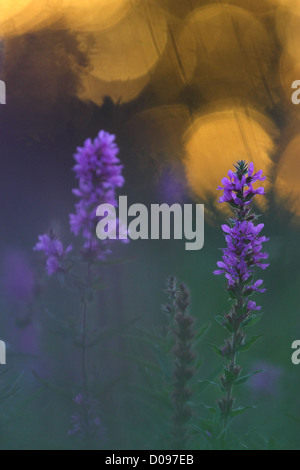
top-left (33, 131), bottom-right (126, 447)
top-left (213, 161), bottom-right (269, 428)
top-left (67, 131), bottom-right (126, 399)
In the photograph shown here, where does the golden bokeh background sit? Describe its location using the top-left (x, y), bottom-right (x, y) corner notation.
top-left (1, 0), bottom-right (300, 219)
top-left (184, 105), bottom-right (276, 208)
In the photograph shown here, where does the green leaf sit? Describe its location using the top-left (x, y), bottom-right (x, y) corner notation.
top-left (32, 371), bottom-right (71, 398)
top-left (215, 315), bottom-right (225, 327)
top-left (224, 368), bottom-right (236, 384)
top-left (200, 404), bottom-right (217, 415)
top-left (198, 418), bottom-right (213, 433)
top-left (215, 315), bottom-right (233, 333)
top-left (238, 335), bottom-right (263, 352)
top-left (0, 371), bottom-right (23, 402)
top-left (198, 380), bottom-right (224, 392)
top-left (236, 305), bottom-right (248, 316)
top-left (230, 406), bottom-right (255, 417)
top-left (234, 370), bottom-right (262, 386)
top-left (195, 322), bottom-right (211, 343)
top-left (45, 309), bottom-right (76, 342)
top-left (0, 368), bottom-right (10, 379)
top-left (244, 193), bottom-right (254, 202)
top-left (87, 317), bottom-right (140, 348)
top-left (152, 349), bottom-right (172, 379)
top-left (197, 365), bottom-right (223, 392)
top-left (243, 274), bottom-right (254, 287)
top-left (241, 314), bottom-right (262, 328)
top-left (267, 438), bottom-right (282, 450)
top-left (210, 344), bottom-right (224, 357)
top-left (194, 358), bottom-right (203, 371)
top-left (227, 290), bottom-right (237, 300)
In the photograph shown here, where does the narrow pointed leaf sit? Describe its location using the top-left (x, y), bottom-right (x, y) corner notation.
top-left (238, 335), bottom-right (262, 352)
top-left (235, 370), bottom-right (262, 386)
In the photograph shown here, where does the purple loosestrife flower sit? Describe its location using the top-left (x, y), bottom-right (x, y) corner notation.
top-left (69, 130), bottom-right (126, 260)
top-left (213, 161), bottom-right (269, 428)
top-left (3, 250), bottom-right (35, 303)
top-left (68, 394), bottom-right (106, 448)
top-left (248, 362), bottom-right (283, 396)
top-left (214, 161), bottom-right (269, 309)
top-left (34, 233), bottom-right (72, 275)
top-left (2, 249), bottom-right (38, 329)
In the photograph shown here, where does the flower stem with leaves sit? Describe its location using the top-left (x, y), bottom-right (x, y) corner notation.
top-left (163, 277), bottom-right (196, 450)
top-left (214, 161), bottom-right (269, 430)
top-left (33, 131), bottom-right (128, 447)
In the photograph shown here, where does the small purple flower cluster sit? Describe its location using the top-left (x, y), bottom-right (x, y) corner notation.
top-left (214, 161), bottom-right (269, 310)
top-left (34, 131), bottom-right (126, 274)
top-left (68, 394), bottom-right (105, 446)
top-left (218, 162), bottom-right (265, 205)
top-left (34, 233), bottom-right (72, 275)
top-left (70, 130), bottom-right (125, 259)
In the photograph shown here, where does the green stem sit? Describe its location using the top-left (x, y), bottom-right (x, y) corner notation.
top-left (81, 297), bottom-right (88, 394)
top-left (223, 328), bottom-right (238, 430)
top-left (82, 261), bottom-right (92, 395)
top-left (223, 281), bottom-right (244, 430)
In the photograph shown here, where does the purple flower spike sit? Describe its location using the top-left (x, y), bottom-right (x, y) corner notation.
top-left (69, 130), bottom-right (127, 261)
top-left (214, 161), bottom-right (269, 425)
top-left (68, 394), bottom-right (106, 446)
top-left (34, 130), bottom-right (127, 273)
top-left (34, 233), bottom-right (72, 276)
top-left (214, 161), bottom-right (269, 309)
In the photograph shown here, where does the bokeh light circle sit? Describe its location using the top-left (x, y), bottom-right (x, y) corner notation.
top-left (185, 5), bottom-right (276, 105)
top-left (184, 106), bottom-right (276, 209)
top-left (0, 0), bottom-right (61, 37)
top-left (78, 2), bottom-right (168, 104)
top-left (275, 135), bottom-right (300, 217)
top-left (62, 0), bottom-right (134, 32)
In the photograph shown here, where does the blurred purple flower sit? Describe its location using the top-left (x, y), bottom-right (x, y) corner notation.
top-left (34, 233), bottom-right (72, 276)
top-left (157, 168), bottom-right (186, 204)
top-left (2, 250), bottom-right (43, 371)
top-left (247, 300), bottom-right (261, 311)
top-left (2, 249), bottom-right (35, 303)
top-left (214, 161), bottom-right (270, 423)
top-left (69, 130), bottom-right (127, 260)
top-left (214, 161), bottom-right (269, 310)
top-left (68, 394), bottom-right (105, 446)
top-left (249, 362), bottom-right (283, 395)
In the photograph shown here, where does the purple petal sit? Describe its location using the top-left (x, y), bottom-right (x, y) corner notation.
top-left (222, 225), bottom-right (231, 234)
